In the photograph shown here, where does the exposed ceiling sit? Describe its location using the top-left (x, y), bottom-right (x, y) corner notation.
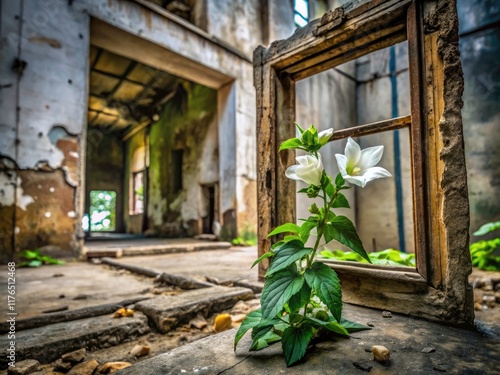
top-left (88, 45), bottom-right (184, 136)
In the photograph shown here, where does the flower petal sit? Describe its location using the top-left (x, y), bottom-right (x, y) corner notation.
top-left (318, 128), bottom-right (334, 144)
top-left (362, 166), bottom-right (392, 184)
top-left (285, 165), bottom-right (300, 180)
top-left (358, 145), bottom-right (384, 170)
top-left (345, 137), bottom-right (361, 167)
top-left (345, 175), bottom-right (366, 187)
top-left (335, 154), bottom-right (348, 175)
top-left (295, 155), bottom-right (310, 167)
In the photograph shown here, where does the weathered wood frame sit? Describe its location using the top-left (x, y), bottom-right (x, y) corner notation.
top-left (254, 0), bottom-right (474, 325)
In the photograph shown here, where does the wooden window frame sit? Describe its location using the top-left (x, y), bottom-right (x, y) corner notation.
top-left (254, 0), bottom-right (474, 325)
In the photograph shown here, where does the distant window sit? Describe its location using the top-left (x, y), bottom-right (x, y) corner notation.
top-left (172, 150), bottom-right (183, 193)
top-left (132, 171), bottom-right (144, 214)
top-left (294, 0), bottom-right (309, 27)
top-left (89, 191), bottom-right (116, 231)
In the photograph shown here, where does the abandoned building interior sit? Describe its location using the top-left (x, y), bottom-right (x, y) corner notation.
top-left (0, 0), bottom-right (499, 373)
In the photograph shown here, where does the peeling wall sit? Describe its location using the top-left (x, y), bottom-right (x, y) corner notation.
top-left (0, 0), bottom-right (88, 260)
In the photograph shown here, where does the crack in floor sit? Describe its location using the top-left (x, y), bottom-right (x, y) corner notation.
top-left (217, 353), bottom-right (254, 374)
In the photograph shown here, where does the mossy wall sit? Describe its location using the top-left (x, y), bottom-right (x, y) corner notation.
top-left (123, 81), bottom-right (218, 237)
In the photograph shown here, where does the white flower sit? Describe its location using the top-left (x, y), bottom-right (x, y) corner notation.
top-left (318, 128), bottom-right (334, 145)
top-left (335, 137), bottom-right (391, 188)
top-left (285, 153), bottom-right (323, 186)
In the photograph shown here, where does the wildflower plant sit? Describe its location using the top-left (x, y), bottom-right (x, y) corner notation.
top-left (234, 124), bottom-right (392, 366)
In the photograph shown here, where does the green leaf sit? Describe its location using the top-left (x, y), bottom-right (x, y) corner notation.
top-left (20, 249), bottom-right (40, 260)
top-left (325, 182), bottom-right (335, 200)
top-left (281, 323), bottom-right (314, 366)
top-left (300, 218), bottom-right (317, 243)
top-left (251, 252), bottom-right (274, 269)
top-left (340, 318), bottom-right (372, 333)
top-left (304, 262), bottom-right (342, 322)
top-left (473, 221), bottom-right (500, 236)
top-left (279, 138), bottom-right (303, 151)
top-left (295, 122), bottom-right (305, 134)
top-left (306, 317), bottom-right (349, 336)
top-left (267, 223), bottom-right (301, 238)
top-left (234, 309), bottom-right (262, 350)
top-left (261, 268), bottom-right (305, 320)
top-left (287, 283), bottom-right (311, 313)
top-left (250, 329), bottom-right (282, 351)
top-left (327, 216), bottom-right (370, 263)
top-left (298, 187), bottom-right (309, 194)
top-left (266, 244), bottom-right (312, 277)
top-left (332, 193), bottom-right (350, 209)
top-left (335, 173), bottom-right (345, 187)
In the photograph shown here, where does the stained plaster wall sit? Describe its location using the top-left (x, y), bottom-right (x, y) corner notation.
top-left (457, 0), bottom-right (500, 237)
top-left (85, 131), bottom-right (124, 233)
top-left (0, 0), bottom-right (88, 261)
top-left (146, 82), bottom-right (218, 237)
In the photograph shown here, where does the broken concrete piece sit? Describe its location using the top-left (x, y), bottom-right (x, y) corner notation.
top-left (7, 359), bottom-right (40, 375)
top-left (66, 359), bottom-right (99, 375)
top-left (231, 314), bottom-right (247, 323)
top-left (372, 345), bottom-right (390, 362)
top-left (230, 300), bottom-right (250, 314)
top-left (61, 348), bottom-right (86, 363)
top-left (214, 314), bottom-right (232, 333)
top-left (135, 286), bottom-right (253, 333)
top-left (422, 347), bottom-right (436, 353)
top-left (96, 362), bottom-right (132, 374)
top-left (189, 314), bottom-right (208, 329)
top-left (130, 344), bottom-right (150, 357)
top-left (53, 358), bottom-right (72, 372)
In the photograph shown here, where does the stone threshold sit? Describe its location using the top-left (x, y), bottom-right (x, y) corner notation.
top-left (118, 304), bottom-right (500, 375)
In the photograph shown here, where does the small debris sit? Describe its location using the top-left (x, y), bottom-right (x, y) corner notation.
top-left (62, 348), bottom-right (86, 363)
top-left (205, 276), bottom-right (220, 284)
top-left (113, 308), bottom-right (134, 318)
top-left (231, 301), bottom-right (250, 314)
top-left (483, 279), bottom-right (493, 291)
top-left (483, 295), bottom-right (496, 308)
top-left (214, 313), bottom-right (232, 333)
top-left (422, 347), bottom-right (436, 353)
top-left (53, 358), bottom-right (72, 372)
top-left (53, 273), bottom-right (64, 277)
top-left (231, 314), bottom-right (247, 323)
top-left (73, 294), bottom-right (88, 300)
top-left (42, 306), bottom-right (69, 314)
top-left (59, 294), bottom-right (65, 299)
top-left (7, 359), bottom-right (40, 375)
top-left (474, 302), bottom-right (484, 311)
top-left (67, 359), bottom-right (99, 375)
top-left (352, 360), bottom-right (373, 372)
top-left (189, 314), bottom-right (208, 329)
top-left (381, 311), bottom-right (392, 318)
top-left (364, 347), bottom-right (372, 353)
top-left (367, 322), bottom-right (375, 327)
top-left (372, 345), bottom-right (390, 362)
top-left (96, 362), bottom-right (132, 374)
top-left (130, 344), bottom-right (150, 357)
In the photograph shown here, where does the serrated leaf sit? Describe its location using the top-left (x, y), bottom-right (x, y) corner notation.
top-left (279, 138), bottom-right (303, 151)
top-left (340, 318), bottom-right (372, 333)
top-left (261, 268), bottom-right (305, 320)
top-left (251, 252), bottom-right (274, 269)
top-left (306, 317), bottom-right (349, 336)
top-left (266, 245), bottom-right (312, 277)
top-left (332, 193), bottom-right (350, 209)
top-left (287, 282), bottom-right (311, 313)
top-left (268, 223), bottom-right (301, 238)
top-left (281, 323), bottom-right (314, 366)
top-left (234, 309), bottom-right (262, 350)
top-left (328, 216), bottom-right (370, 263)
top-left (250, 327), bottom-right (282, 351)
top-left (304, 262), bottom-right (342, 322)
